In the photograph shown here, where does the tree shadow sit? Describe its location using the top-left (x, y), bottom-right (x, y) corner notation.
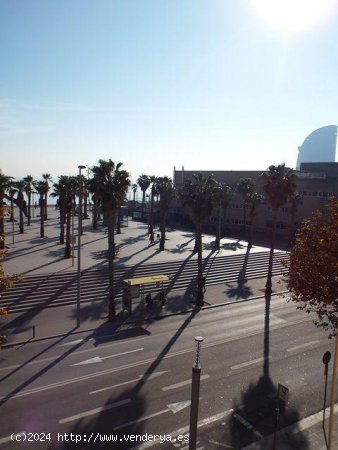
top-left (225, 246), bottom-right (253, 299)
top-left (228, 290), bottom-right (309, 449)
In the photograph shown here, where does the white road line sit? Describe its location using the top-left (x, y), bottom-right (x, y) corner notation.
top-left (0, 432), bottom-right (25, 444)
top-left (287, 340), bottom-right (320, 352)
top-left (114, 409), bottom-right (169, 431)
top-left (90, 371), bottom-right (168, 394)
top-left (72, 348), bottom-right (144, 366)
top-left (59, 398), bottom-right (131, 424)
top-left (132, 409), bottom-right (234, 449)
top-left (162, 375), bottom-right (210, 391)
top-left (114, 400), bottom-right (191, 431)
top-left (231, 356), bottom-right (270, 371)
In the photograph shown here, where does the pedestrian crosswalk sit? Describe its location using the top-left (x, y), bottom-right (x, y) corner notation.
top-left (1, 251), bottom-right (288, 313)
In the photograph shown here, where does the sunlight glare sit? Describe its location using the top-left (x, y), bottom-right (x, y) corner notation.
top-left (251, 0), bottom-right (337, 33)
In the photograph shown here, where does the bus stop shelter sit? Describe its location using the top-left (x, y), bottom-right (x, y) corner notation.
top-left (122, 274), bottom-right (169, 314)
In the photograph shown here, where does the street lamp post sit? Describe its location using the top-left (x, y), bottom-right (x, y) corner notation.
top-left (189, 336), bottom-right (204, 450)
top-left (77, 165), bottom-right (86, 328)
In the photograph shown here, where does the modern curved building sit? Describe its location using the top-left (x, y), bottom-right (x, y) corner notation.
top-left (296, 125), bottom-right (337, 170)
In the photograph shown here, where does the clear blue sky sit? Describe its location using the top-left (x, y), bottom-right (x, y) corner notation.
top-left (1, 0), bottom-right (337, 183)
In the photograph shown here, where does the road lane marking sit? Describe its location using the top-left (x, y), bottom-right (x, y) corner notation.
top-left (287, 341), bottom-right (320, 352)
top-left (132, 409), bottom-right (234, 449)
top-left (162, 375), bottom-right (210, 391)
top-left (71, 348), bottom-right (144, 366)
top-left (0, 432), bottom-right (25, 444)
top-left (90, 371), bottom-right (168, 394)
top-left (114, 400), bottom-right (191, 430)
top-left (59, 398), bottom-right (131, 424)
top-left (231, 356), bottom-right (270, 371)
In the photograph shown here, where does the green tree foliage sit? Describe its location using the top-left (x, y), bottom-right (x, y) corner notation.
top-left (288, 197), bottom-right (338, 337)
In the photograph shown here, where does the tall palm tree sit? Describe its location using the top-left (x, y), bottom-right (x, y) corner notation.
top-left (23, 175), bottom-right (34, 226)
top-left (8, 187), bottom-right (17, 223)
top-left (246, 191), bottom-right (264, 248)
top-left (42, 173), bottom-right (52, 220)
top-left (89, 159), bottom-right (130, 320)
top-left (157, 177), bottom-right (176, 251)
top-left (0, 170), bottom-right (14, 249)
top-left (15, 180), bottom-right (25, 234)
top-left (261, 164), bottom-right (297, 292)
top-left (51, 177), bottom-right (67, 245)
top-left (148, 175), bottom-right (159, 239)
top-left (137, 174), bottom-right (151, 220)
top-left (180, 173), bottom-right (217, 306)
top-left (33, 180), bottom-right (49, 237)
top-left (52, 175), bottom-right (78, 252)
top-left (214, 183), bottom-right (232, 250)
top-left (131, 183), bottom-right (138, 203)
top-left (237, 178), bottom-right (255, 241)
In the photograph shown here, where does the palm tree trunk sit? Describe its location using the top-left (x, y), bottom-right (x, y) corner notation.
top-left (39, 194), bottom-right (45, 237)
top-left (265, 209), bottom-right (277, 293)
top-left (92, 196), bottom-right (98, 230)
top-left (44, 193), bottom-right (48, 220)
top-left (107, 208), bottom-right (116, 320)
top-left (18, 192), bottom-right (24, 234)
top-left (64, 199), bottom-right (72, 258)
top-left (196, 223), bottom-right (204, 306)
top-left (27, 193), bottom-right (31, 226)
top-left (215, 203), bottom-right (221, 250)
top-left (116, 205), bottom-right (121, 234)
top-left (159, 210), bottom-right (166, 251)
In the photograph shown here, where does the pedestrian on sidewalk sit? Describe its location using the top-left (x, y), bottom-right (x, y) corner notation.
top-left (202, 276), bottom-right (206, 293)
top-left (145, 293), bottom-right (153, 309)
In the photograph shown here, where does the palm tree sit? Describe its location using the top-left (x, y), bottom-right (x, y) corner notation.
top-left (89, 159), bottom-right (130, 320)
top-left (15, 180), bottom-right (25, 234)
top-left (157, 177), bottom-right (176, 251)
top-left (0, 170), bottom-right (14, 249)
top-left (52, 175), bottom-right (78, 252)
top-left (237, 178), bottom-right (255, 241)
top-left (23, 175), bottom-right (34, 226)
top-left (148, 175), bottom-right (159, 239)
top-left (261, 164), bottom-right (297, 292)
top-left (214, 183), bottom-right (232, 250)
top-left (8, 187), bottom-right (17, 222)
top-left (246, 191), bottom-right (264, 248)
top-left (42, 173), bottom-right (52, 220)
top-left (180, 173), bottom-right (217, 306)
top-left (33, 180), bottom-right (49, 237)
top-left (137, 174), bottom-right (151, 220)
top-left (131, 183), bottom-right (138, 203)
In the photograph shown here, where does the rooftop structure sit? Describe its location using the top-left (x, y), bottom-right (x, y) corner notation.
top-left (296, 125), bottom-right (337, 170)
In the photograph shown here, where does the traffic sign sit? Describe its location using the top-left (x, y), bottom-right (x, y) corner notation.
top-left (278, 383), bottom-right (289, 403)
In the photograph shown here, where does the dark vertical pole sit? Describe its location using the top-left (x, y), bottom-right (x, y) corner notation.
top-left (189, 336), bottom-right (203, 450)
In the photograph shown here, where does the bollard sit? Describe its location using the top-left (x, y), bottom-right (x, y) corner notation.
top-left (189, 336), bottom-right (203, 450)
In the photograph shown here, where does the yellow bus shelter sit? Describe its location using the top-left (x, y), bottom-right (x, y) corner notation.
top-left (122, 274), bottom-right (169, 314)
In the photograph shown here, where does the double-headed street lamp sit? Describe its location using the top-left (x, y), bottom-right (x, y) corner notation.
top-left (77, 165), bottom-right (86, 328)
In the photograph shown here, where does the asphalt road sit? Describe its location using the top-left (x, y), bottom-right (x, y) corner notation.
top-left (0, 295), bottom-right (335, 450)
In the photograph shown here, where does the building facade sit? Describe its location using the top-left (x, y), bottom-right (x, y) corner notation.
top-left (171, 163), bottom-right (338, 239)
